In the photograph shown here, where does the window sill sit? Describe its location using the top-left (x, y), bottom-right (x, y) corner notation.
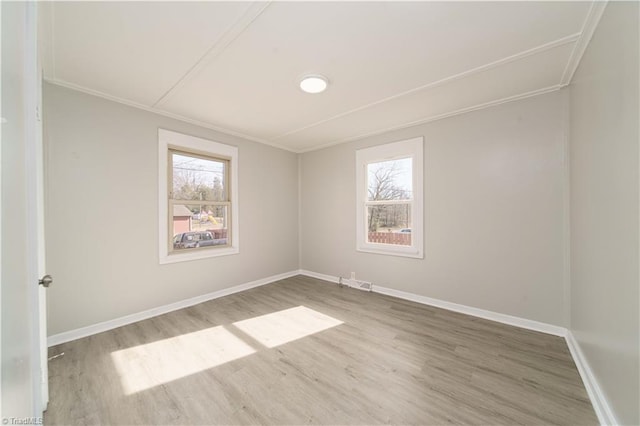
top-left (159, 247), bottom-right (239, 264)
top-left (356, 245), bottom-right (424, 259)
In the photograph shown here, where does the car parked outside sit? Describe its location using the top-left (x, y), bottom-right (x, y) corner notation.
top-left (173, 231), bottom-right (216, 249)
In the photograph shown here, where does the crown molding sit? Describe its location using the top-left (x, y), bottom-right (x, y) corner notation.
top-left (45, 79), bottom-right (297, 153)
top-left (297, 84), bottom-right (563, 154)
top-left (560, 1), bottom-right (608, 85)
top-left (48, 78), bottom-right (564, 156)
top-left (272, 33), bottom-right (579, 144)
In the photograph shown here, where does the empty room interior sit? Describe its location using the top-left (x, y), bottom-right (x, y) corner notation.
top-left (2, 1), bottom-right (639, 425)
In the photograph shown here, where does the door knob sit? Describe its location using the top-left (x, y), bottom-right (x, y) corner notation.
top-left (39, 274), bottom-right (53, 288)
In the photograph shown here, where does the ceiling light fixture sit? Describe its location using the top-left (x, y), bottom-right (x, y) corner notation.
top-left (299, 75), bottom-right (329, 94)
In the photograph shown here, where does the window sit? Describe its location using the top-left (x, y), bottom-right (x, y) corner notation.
top-left (356, 137), bottom-right (423, 258)
top-left (169, 151), bottom-right (229, 250)
top-left (159, 129), bottom-right (239, 264)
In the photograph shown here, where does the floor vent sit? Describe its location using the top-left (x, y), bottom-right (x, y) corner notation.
top-left (339, 277), bottom-right (373, 292)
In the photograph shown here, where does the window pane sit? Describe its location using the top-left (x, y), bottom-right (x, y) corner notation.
top-left (367, 204), bottom-right (412, 246)
top-left (172, 152), bottom-right (226, 202)
top-left (367, 158), bottom-right (412, 201)
top-left (172, 204), bottom-right (229, 250)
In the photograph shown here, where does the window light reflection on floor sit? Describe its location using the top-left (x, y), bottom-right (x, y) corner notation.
top-left (110, 306), bottom-right (342, 395)
top-left (233, 306), bottom-right (343, 348)
top-left (111, 325), bottom-right (255, 395)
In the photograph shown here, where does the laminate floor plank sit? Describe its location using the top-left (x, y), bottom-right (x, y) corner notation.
top-left (45, 276), bottom-right (598, 425)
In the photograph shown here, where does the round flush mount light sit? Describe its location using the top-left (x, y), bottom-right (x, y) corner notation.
top-left (299, 75), bottom-right (329, 94)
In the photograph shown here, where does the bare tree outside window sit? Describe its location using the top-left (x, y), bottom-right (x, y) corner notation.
top-left (367, 159), bottom-right (412, 201)
top-left (172, 154), bottom-right (225, 199)
top-left (366, 158), bottom-right (413, 245)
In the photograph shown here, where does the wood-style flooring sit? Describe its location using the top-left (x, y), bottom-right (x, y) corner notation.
top-left (45, 275), bottom-right (598, 425)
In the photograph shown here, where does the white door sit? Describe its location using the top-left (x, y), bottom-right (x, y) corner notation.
top-left (27, 1), bottom-right (49, 413)
top-left (34, 16), bottom-right (49, 411)
top-left (0, 0), bottom-right (48, 417)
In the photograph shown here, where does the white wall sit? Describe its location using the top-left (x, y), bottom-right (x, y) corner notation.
top-left (44, 83), bottom-right (299, 335)
top-left (300, 90), bottom-right (568, 326)
top-left (569, 2), bottom-right (639, 424)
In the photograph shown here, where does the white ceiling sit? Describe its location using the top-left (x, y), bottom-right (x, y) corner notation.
top-left (42, 1), bottom-right (605, 153)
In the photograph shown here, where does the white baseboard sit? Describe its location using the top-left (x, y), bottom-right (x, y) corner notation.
top-left (373, 284), bottom-right (567, 337)
top-left (47, 270), bottom-right (300, 347)
top-left (298, 270), bottom-right (567, 337)
top-left (565, 331), bottom-right (618, 425)
top-left (298, 269), bottom-right (340, 284)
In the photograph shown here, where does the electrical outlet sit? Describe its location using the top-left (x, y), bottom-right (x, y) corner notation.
top-left (350, 272), bottom-right (356, 280)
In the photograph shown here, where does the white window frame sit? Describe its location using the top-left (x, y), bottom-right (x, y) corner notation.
top-left (158, 129), bottom-right (239, 264)
top-left (356, 137), bottom-right (424, 258)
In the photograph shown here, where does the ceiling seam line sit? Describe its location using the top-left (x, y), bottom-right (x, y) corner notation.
top-left (270, 32), bottom-right (580, 142)
top-left (152, 1), bottom-right (272, 109)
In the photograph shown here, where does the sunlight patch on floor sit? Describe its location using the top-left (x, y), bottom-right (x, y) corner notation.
top-left (111, 325), bottom-right (255, 394)
top-left (233, 306), bottom-right (343, 348)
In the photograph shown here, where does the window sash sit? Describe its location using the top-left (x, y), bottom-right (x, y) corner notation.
top-left (168, 148), bottom-right (230, 202)
top-left (167, 200), bottom-right (232, 253)
top-left (364, 199), bottom-right (412, 206)
top-left (364, 202), bottom-right (414, 244)
top-left (167, 148), bottom-right (232, 255)
top-left (366, 156), bottom-right (413, 202)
